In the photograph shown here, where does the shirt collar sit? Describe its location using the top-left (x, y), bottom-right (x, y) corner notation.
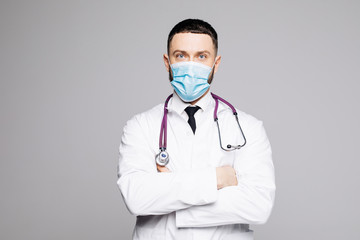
top-left (168, 90), bottom-right (213, 116)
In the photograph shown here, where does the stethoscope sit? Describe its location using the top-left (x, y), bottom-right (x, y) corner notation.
top-left (155, 93), bottom-right (247, 167)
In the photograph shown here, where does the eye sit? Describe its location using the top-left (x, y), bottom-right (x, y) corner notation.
top-left (176, 54), bottom-right (185, 59)
top-left (199, 54), bottom-right (206, 59)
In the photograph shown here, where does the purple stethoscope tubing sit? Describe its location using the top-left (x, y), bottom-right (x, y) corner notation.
top-left (159, 93), bottom-right (247, 152)
top-left (159, 94), bottom-right (173, 150)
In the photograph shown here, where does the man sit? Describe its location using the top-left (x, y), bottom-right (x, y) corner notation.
top-left (117, 19), bottom-right (276, 240)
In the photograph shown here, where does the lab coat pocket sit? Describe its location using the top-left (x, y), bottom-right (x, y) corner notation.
top-left (221, 229), bottom-right (254, 240)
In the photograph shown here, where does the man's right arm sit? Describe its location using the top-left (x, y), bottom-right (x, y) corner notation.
top-left (116, 115), bottom-right (218, 216)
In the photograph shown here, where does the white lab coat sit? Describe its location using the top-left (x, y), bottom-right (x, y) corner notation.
top-left (117, 91), bottom-right (276, 240)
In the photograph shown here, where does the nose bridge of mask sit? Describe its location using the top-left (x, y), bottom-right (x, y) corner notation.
top-left (169, 60), bottom-right (215, 80)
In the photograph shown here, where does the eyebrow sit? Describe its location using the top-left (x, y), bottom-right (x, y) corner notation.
top-left (172, 50), bottom-right (211, 55)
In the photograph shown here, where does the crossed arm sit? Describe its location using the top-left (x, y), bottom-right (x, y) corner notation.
top-left (117, 115), bottom-right (276, 227)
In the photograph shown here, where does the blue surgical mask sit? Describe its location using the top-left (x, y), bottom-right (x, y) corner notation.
top-left (169, 60), bottom-right (215, 102)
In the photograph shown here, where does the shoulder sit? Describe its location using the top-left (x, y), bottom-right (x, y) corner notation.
top-left (122, 103), bottom-right (164, 133)
top-left (119, 104), bottom-right (164, 155)
top-left (131, 103), bottom-right (163, 123)
top-left (235, 108), bottom-right (263, 129)
top-left (217, 100), bottom-right (263, 127)
top-left (217, 100), bottom-right (265, 140)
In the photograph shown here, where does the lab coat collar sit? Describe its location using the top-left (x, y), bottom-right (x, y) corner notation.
top-left (168, 89), bottom-right (214, 116)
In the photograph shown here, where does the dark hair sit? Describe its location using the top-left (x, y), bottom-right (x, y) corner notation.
top-left (167, 19), bottom-right (218, 55)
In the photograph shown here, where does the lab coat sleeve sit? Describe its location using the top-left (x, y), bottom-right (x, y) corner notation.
top-left (175, 119), bottom-right (276, 227)
top-left (117, 114), bottom-right (218, 216)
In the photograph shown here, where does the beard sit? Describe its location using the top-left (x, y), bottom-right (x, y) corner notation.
top-left (168, 66), bottom-right (215, 84)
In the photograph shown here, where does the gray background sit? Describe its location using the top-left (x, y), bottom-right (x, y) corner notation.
top-left (1, 0), bottom-right (359, 239)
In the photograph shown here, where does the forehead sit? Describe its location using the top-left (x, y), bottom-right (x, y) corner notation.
top-left (169, 32), bottom-right (215, 54)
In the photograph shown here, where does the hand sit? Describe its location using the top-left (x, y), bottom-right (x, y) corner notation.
top-left (157, 164), bottom-right (171, 172)
top-left (216, 165), bottom-right (238, 190)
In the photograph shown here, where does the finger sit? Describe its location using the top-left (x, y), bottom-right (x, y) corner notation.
top-left (159, 167), bottom-right (170, 172)
top-left (157, 165), bottom-right (171, 172)
top-left (161, 166), bottom-right (171, 172)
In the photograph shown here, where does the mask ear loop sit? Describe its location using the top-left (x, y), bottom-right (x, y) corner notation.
top-left (168, 57), bottom-right (174, 81)
top-left (207, 58), bottom-right (217, 81)
top-left (211, 58), bottom-right (217, 69)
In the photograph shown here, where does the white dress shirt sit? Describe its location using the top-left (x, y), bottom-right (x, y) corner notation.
top-left (117, 90), bottom-right (276, 240)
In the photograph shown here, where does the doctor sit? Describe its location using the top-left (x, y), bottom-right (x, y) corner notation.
top-left (117, 19), bottom-right (276, 240)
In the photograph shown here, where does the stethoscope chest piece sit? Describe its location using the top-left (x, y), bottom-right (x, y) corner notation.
top-left (155, 150), bottom-right (169, 166)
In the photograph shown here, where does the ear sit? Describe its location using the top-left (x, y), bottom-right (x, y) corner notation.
top-left (163, 54), bottom-right (170, 72)
top-left (214, 55), bottom-right (221, 74)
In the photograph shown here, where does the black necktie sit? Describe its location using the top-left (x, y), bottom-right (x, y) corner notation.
top-left (185, 106), bottom-right (201, 134)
